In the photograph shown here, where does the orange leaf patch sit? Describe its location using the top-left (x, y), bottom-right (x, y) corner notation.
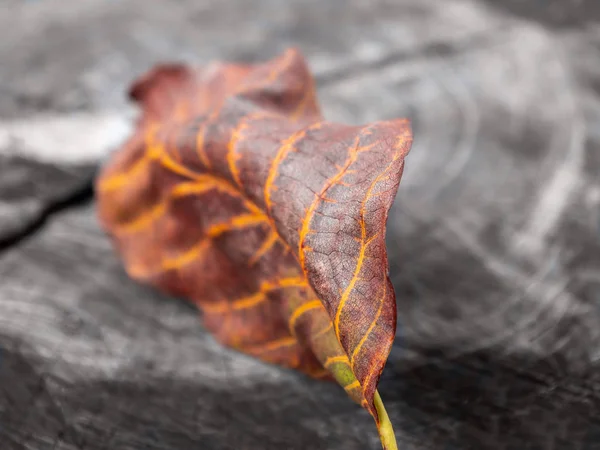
top-left (95, 48), bottom-right (412, 449)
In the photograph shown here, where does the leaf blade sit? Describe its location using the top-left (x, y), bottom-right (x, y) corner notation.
top-left (96, 48), bottom-right (412, 448)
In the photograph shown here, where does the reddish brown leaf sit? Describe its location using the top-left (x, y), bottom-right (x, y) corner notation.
top-left (95, 48), bottom-right (412, 448)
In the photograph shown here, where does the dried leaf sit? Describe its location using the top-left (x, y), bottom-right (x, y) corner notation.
top-left (96, 48), bottom-right (412, 449)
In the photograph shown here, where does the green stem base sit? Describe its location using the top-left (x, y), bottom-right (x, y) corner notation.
top-left (374, 390), bottom-right (398, 450)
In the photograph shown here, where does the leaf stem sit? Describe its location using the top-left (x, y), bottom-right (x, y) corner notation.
top-left (374, 390), bottom-right (398, 450)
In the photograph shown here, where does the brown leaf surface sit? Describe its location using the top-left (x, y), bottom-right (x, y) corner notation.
top-left (95, 48), bottom-right (412, 442)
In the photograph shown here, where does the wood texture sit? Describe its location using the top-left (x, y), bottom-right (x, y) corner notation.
top-left (1, 0), bottom-right (600, 449)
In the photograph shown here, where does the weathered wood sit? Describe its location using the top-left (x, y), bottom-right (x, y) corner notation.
top-left (1, 0), bottom-right (599, 449)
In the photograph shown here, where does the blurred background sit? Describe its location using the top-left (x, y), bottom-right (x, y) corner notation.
top-left (1, 0), bottom-right (599, 449)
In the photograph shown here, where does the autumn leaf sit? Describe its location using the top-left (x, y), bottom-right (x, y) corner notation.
top-left (95, 48), bottom-right (412, 449)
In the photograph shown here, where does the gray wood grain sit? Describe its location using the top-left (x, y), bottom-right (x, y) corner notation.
top-left (1, 0), bottom-right (599, 449)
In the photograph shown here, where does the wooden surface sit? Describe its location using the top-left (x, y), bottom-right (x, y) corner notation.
top-left (1, 1), bottom-right (600, 449)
